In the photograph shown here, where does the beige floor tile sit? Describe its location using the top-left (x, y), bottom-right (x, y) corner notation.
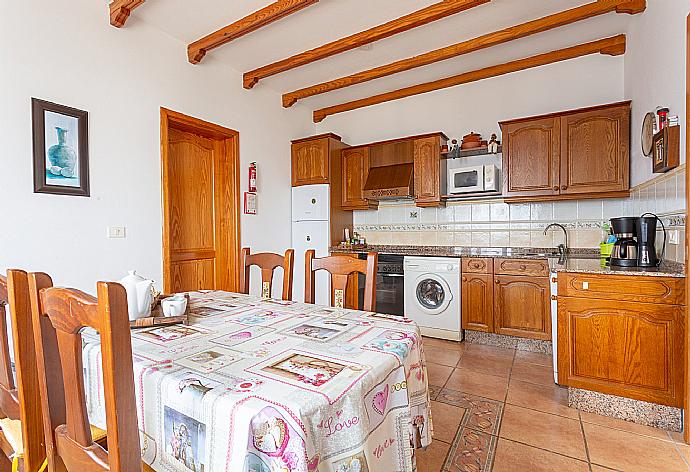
top-left (423, 337), bottom-right (465, 352)
top-left (462, 343), bottom-right (515, 361)
top-left (456, 351), bottom-right (513, 378)
top-left (423, 345), bottom-right (463, 367)
top-left (506, 379), bottom-right (578, 419)
top-left (499, 404), bottom-right (587, 460)
top-left (584, 422), bottom-right (689, 471)
top-left (590, 466), bottom-right (621, 472)
top-left (430, 401), bottom-right (465, 443)
top-left (514, 350), bottom-right (553, 366)
top-left (426, 363), bottom-right (453, 387)
top-left (510, 360), bottom-right (554, 386)
top-left (492, 438), bottom-right (590, 472)
top-left (415, 439), bottom-right (450, 472)
top-left (580, 411), bottom-right (674, 442)
top-left (445, 367), bottom-right (509, 401)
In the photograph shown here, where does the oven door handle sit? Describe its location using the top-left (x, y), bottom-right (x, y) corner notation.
top-left (379, 273), bottom-right (404, 278)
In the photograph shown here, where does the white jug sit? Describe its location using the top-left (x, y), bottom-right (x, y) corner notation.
top-left (119, 271), bottom-right (155, 321)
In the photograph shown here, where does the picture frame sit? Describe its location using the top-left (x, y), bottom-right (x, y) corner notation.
top-left (31, 98), bottom-right (90, 196)
top-left (652, 125), bottom-right (680, 174)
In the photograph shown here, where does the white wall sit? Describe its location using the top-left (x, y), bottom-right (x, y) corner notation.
top-left (0, 0), bottom-right (314, 291)
top-left (625, 0), bottom-right (690, 187)
top-left (315, 55), bottom-right (625, 146)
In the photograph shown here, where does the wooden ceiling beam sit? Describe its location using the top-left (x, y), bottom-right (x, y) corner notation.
top-left (109, 0), bottom-right (145, 28)
top-left (188, 0), bottom-right (319, 64)
top-left (313, 35), bottom-right (626, 123)
top-left (284, 0), bottom-right (645, 107)
top-left (242, 0), bottom-right (490, 89)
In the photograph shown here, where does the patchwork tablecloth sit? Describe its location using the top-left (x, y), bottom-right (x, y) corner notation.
top-left (82, 291), bottom-right (432, 472)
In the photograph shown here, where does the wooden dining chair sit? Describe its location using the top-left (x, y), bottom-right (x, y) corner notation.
top-left (27, 272), bottom-right (152, 472)
top-left (0, 270), bottom-right (46, 472)
top-left (240, 247), bottom-right (295, 301)
top-left (304, 251), bottom-right (378, 311)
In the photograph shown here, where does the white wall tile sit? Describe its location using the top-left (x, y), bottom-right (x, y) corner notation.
top-left (490, 203), bottom-right (509, 221)
top-left (509, 203), bottom-right (530, 221)
top-left (353, 211), bottom-right (366, 225)
top-left (491, 231), bottom-right (510, 247)
top-left (509, 231), bottom-right (531, 247)
top-left (437, 206), bottom-right (453, 223)
top-left (420, 206), bottom-right (437, 223)
top-left (405, 208), bottom-right (420, 224)
top-left (377, 205), bottom-right (393, 224)
top-left (419, 232), bottom-right (437, 246)
top-left (577, 200), bottom-right (603, 220)
top-left (531, 202), bottom-right (554, 221)
top-left (602, 199), bottom-right (624, 219)
top-left (531, 230), bottom-right (554, 248)
top-left (437, 231), bottom-right (454, 246)
top-left (364, 209), bottom-right (378, 224)
top-left (553, 201), bottom-right (578, 220)
top-left (454, 232), bottom-right (472, 246)
top-left (391, 205), bottom-right (407, 223)
top-left (471, 232), bottom-right (490, 247)
top-left (471, 204), bottom-right (490, 222)
top-left (453, 204), bottom-right (472, 222)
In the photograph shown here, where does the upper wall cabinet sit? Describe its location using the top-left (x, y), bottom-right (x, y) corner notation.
top-left (291, 133), bottom-right (345, 187)
top-left (342, 146), bottom-right (378, 211)
top-left (500, 102), bottom-right (631, 202)
top-left (414, 133), bottom-right (448, 207)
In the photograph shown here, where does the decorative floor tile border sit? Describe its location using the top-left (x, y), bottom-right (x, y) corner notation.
top-left (568, 387), bottom-right (682, 432)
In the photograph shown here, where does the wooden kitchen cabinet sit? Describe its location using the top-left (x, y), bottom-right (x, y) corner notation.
top-left (558, 284), bottom-right (684, 407)
top-left (494, 274), bottom-right (551, 340)
top-left (500, 101), bottom-right (631, 202)
top-left (462, 273), bottom-right (494, 332)
top-left (341, 146), bottom-right (378, 211)
top-left (291, 133), bottom-right (345, 187)
top-left (413, 133), bottom-right (447, 207)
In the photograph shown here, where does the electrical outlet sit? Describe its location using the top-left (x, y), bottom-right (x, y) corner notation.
top-left (107, 226), bottom-right (126, 239)
top-left (669, 230), bottom-right (679, 245)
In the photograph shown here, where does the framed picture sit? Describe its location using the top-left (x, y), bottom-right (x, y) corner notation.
top-left (31, 98), bottom-right (89, 196)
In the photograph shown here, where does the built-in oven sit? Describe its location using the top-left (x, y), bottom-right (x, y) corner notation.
top-left (357, 254), bottom-right (405, 316)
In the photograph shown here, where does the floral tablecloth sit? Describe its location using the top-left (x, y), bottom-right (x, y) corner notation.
top-left (82, 291), bottom-right (432, 472)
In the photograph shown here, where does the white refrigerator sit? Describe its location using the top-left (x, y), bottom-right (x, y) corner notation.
top-left (291, 184), bottom-right (331, 305)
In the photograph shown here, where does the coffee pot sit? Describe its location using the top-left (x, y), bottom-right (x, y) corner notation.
top-left (119, 271), bottom-right (155, 321)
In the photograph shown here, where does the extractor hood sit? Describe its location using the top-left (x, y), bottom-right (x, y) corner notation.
top-left (362, 163), bottom-right (414, 200)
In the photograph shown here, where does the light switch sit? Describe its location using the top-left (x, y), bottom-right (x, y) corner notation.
top-left (107, 226), bottom-right (126, 239)
top-left (669, 230), bottom-right (679, 245)
top-left (582, 281), bottom-right (589, 290)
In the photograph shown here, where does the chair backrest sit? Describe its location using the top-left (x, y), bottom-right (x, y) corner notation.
top-left (27, 273), bottom-right (141, 472)
top-left (0, 270), bottom-right (46, 471)
top-left (304, 251), bottom-right (378, 311)
top-left (240, 248), bottom-right (295, 301)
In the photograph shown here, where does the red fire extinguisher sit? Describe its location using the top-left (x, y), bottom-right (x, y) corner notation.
top-left (248, 162), bottom-right (257, 192)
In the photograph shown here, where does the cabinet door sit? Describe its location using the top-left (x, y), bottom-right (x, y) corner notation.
top-left (292, 138), bottom-right (329, 186)
top-left (560, 105), bottom-right (630, 194)
top-left (462, 273), bottom-right (494, 332)
top-left (341, 147), bottom-right (376, 210)
top-left (557, 297), bottom-right (684, 407)
top-left (502, 118), bottom-right (560, 197)
top-left (494, 275), bottom-right (551, 340)
top-left (413, 136), bottom-right (442, 206)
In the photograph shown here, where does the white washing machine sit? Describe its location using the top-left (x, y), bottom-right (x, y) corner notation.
top-left (404, 256), bottom-right (463, 341)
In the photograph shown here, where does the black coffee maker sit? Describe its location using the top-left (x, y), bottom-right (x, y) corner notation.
top-left (637, 213), bottom-right (666, 268)
top-left (610, 217), bottom-right (639, 267)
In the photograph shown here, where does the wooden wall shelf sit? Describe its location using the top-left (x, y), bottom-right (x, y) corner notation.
top-left (442, 145), bottom-right (502, 159)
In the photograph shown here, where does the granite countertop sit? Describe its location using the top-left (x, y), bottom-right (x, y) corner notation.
top-left (330, 245), bottom-right (686, 278)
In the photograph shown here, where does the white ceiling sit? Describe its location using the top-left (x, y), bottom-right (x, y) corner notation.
top-left (134, 0), bottom-right (634, 114)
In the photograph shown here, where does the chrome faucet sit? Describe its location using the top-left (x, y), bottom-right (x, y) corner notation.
top-left (544, 223), bottom-right (568, 256)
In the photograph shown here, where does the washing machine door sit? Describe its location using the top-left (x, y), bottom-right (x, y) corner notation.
top-left (413, 273), bottom-right (452, 315)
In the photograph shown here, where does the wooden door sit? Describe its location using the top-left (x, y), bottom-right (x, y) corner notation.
top-left (462, 273), bottom-right (494, 332)
top-left (161, 109), bottom-right (240, 294)
top-left (494, 275), bottom-right (551, 340)
top-left (502, 118), bottom-right (560, 198)
top-left (413, 136), bottom-right (442, 207)
top-left (342, 147), bottom-right (374, 210)
top-left (558, 297), bottom-right (684, 407)
top-left (291, 138), bottom-right (329, 186)
top-left (560, 105), bottom-right (630, 194)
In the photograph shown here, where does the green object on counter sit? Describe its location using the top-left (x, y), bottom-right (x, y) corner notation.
top-left (600, 242), bottom-right (614, 257)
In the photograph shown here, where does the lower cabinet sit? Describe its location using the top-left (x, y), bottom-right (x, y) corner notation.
top-left (558, 273), bottom-right (685, 407)
top-left (494, 275), bottom-right (551, 340)
top-left (461, 273), bottom-right (494, 332)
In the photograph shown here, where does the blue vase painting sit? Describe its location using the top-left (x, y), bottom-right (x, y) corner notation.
top-left (43, 111), bottom-right (80, 188)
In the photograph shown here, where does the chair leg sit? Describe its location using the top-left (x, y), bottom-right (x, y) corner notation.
top-left (0, 454), bottom-right (12, 472)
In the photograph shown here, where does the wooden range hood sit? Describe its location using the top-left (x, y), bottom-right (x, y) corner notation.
top-left (362, 163), bottom-right (414, 200)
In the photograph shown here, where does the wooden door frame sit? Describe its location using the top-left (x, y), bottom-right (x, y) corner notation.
top-left (160, 108), bottom-right (241, 293)
top-left (685, 14), bottom-right (690, 444)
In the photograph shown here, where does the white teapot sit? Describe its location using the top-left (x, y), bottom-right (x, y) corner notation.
top-left (119, 271), bottom-right (155, 321)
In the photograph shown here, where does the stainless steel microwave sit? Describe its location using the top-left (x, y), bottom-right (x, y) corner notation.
top-left (447, 164), bottom-right (499, 194)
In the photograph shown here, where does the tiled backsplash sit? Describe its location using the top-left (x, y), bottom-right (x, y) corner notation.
top-left (354, 165), bottom-right (686, 263)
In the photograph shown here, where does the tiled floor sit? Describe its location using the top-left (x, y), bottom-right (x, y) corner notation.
top-left (417, 337), bottom-right (690, 472)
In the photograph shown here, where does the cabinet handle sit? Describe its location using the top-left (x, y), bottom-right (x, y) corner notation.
top-left (551, 277), bottom-right (557, 283)
top-left (553, 186), bottom-right (559, 191)
top-left (520, 265), bottom-right (526, 270)
top-left (551, 295), bottom-right (557, 301)
top-left (561, 185), bottom-right (568, 190)
top-left (462, 277), bottom-right (467, 282)
top-left (495, 280), bottom-right (500, 284)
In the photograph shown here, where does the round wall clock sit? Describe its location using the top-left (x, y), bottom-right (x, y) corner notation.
top-left (641, 112), bottom-right (656, 157)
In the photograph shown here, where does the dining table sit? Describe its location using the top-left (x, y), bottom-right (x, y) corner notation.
top-left (81, 291), bottom-right (432, 472)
